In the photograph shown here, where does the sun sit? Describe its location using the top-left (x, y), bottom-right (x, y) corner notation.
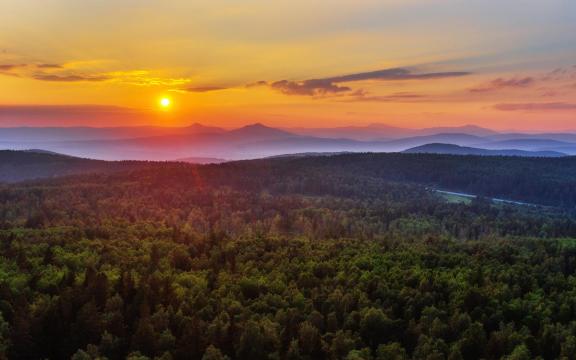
top-left (159, 97), bottom-right (172, 109)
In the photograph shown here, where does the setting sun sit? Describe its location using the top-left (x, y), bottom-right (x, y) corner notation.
top-left (159, 97), bottom-right (171, 109)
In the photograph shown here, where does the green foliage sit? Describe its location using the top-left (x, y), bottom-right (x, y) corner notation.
top-left (1, 155), bottom-right (576, 358)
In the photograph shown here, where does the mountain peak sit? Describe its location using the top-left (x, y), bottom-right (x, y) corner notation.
top-left (182, 122), bottom-right (225, 134)
top-left (242, 123), bottom-right (271, 129)
top-left (231, 123), bottom-right (295, 137)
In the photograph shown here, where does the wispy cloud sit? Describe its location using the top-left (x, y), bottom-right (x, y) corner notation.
top-left (32, 73), bottom-right (110, 82)
top-left (494, 102), bottom-right (576, 111)
top-left (0, 63), bottom-right (66, 77)
top-left (344, 92), bottom-right (427, 102)
top-left (184, 86), bottom-right (228, 93)
top-left (257, 67), bottom-right (471, 96)
top-left (270, 79), bottom-right (352, 96)
top-left (36, 63), bottom-right (63, 69)
top-left (0, 61), bottom-right (109, 82)
top-left (543, 66), bottom-right (576, 81)
top-left (0, 64), bottom-right (27, 71)
top-left (106, 70), bottom-right (190, 87)
top-left (325, 68), bottom-right (470, 83)
top-left (0, 61), bottom-right (193, 86)
top-left (469, 77), bottom-right (534, 93)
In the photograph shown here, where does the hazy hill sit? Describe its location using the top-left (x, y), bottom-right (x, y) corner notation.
top-left (0, 123), bottom-right (225, 143)
top-left (414, 125), bottom-right (497, 137)
top-left (5, 122), bottom-right (576, 161)
top-left (32, 123), bottom-right (395, 160)
top-left (477, 139), bottom-right (576, 155)
top-left (487, 133), bottom-right (576, 143)
top-left (227, 123), bottom-right (296, 139)
top-left (404, 143), bottom-right (566, 157)
top-left (286, 123), bottom-right (411, 140)
top-left (287, 123), bottom-right (497, 140)
top-left (379, 133), bottom-right (486, 151)
top-left (481, 138), bottom-right (574, 149)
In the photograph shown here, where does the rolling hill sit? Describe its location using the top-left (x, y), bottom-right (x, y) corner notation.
top-left (0, 150), bottom-right (149, 183)
top-left (404, 143), bottom-right (567, 157)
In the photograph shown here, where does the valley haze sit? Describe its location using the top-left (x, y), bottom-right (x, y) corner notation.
top-left (2, 122), bottom-right (576, 161)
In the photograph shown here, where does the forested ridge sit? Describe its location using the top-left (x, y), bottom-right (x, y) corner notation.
top-left (0, 150), bottom-right (153, 183)
top-left (2, 154), bottom-right (576, 359)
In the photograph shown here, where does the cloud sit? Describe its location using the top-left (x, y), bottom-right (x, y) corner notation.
top-left (324, 68), bottom-right (470, 83)
top-left (0, 62), bottom-right (106, 82)
top-left (106, 70), bottom-right (190, 87)
top-left (469, 77), bottom-right (534, 93)
top-left (246, 80), bottom-right (268, 88)
top-left (494, 102), bottom-right (576, 111)
top-left (36, 63), bottom-right (63, 69)
top-left (344, 92), bottom-right (427, 102)
top-left (0, 62), bottom-right (191, 85)
top-left (0, 64), bottom-right (27, 71)
top-left (270, 79), bottom-right (351, 96)
top-left (543, 66), bottom-right (576, 81)
top-left (185, 86), bottom-right (228, 92)
top-left (32, 73), bottom-right (110, 82)
top-left (259, 67), bottom-right (470, 96)
top-left (0, 63), bottom-right (64, 72)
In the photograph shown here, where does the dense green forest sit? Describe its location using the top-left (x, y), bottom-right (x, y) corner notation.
top-left (2, 153), bottom-right (576, 359)
top-left (6, 151), bottom-right (576, 207)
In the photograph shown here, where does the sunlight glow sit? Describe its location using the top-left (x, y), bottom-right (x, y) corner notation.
top-left (159, 97), bottom-right (172, 109)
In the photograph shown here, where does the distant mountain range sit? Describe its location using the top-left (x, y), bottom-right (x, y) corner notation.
top-left (286, 124), bottom-right (497, 140)
top-left (404, 143), bottom-right (567, 157)
top-left (2, 122), bottom-right (576, 160)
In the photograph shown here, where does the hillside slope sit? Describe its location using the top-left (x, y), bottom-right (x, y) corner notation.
top-left (0, 150), bottom-right (148, 182)
top-left (404, 143), bottom-right (566, 157)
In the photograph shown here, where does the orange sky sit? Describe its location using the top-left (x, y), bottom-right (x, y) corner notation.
top-left (1, 0), bottom-right (575, 130)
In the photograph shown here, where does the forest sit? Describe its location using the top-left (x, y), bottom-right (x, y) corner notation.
top-left (2, 153), bottom-right (576, 359)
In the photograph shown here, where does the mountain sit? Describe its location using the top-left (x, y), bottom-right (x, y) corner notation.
top-left (7, 122), bottom-right (576, 161)
top-left (0, 125), bottom-right (498, 161)
top-left (0, 150), bottom-right (149, 182)
top-left (477, 139), bottom-right (576, 153)
top-left (287, 124), bottom-right (497, 140)
top-left (379, 133), bottom-right (487, 151)
top-left (482, 139), bottom-right (574, 148)
top-left (22, 124), bottom-right (396, 161)
top-left (536, 145), bottom-right (576, 156)
top-left (286, 123), bottom-right (411, 140)
top-left (403, 143), bottom-right (567, 157)
top-left (227, 123), bottom-right (296, 139)
top-left (0, 123), bottom-right (225, 143)
top-left (414, 125), bottom-right (497, 137)
top-left (487, 133), bottom-right (576, 143)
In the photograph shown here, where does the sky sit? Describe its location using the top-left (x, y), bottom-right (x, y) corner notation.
top-left (0, 0), bottom-right (575, 130)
